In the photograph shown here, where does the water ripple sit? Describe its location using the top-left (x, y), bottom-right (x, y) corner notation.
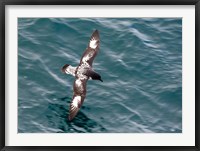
top-left (18, 18), bottom-right (182, 133)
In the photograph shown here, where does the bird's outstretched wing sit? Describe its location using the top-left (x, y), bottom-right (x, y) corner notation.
top-left (79, 30), bottom-right (100, 67)
top-left (68, 78), bottom-right (87, 121)
top-left (68, 30), bottom-right (100, 120)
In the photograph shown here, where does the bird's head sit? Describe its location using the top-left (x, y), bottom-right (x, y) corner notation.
top-left (91, 74), bottom-right (103, 82)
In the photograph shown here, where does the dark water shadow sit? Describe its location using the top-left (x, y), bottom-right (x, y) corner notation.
top-left (46, 95), bottom-right (107, 133)
top-left (66, 111), bottom-right (107, 133)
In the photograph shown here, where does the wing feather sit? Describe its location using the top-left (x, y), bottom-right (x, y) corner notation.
top-left (68, 95), bottom-right (82, 121)
top-left (79, 30), bottom-right (100, 66)
top-left (68, 30), bottom-right (100, 121)
top-left (68, 78), bottom-right (87, 121)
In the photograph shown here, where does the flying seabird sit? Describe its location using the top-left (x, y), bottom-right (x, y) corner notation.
top-left (61, 30), bottom-right (103, 121)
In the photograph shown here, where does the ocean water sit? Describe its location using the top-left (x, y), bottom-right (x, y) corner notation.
top-left (18, 18), bottom-right (182, 133)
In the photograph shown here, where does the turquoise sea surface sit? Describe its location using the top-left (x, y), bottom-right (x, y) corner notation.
top-left (18, 18), bottom-right (182, 133)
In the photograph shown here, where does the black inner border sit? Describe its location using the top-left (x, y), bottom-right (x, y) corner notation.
top-left (0, 0), bottom-right (199, 151)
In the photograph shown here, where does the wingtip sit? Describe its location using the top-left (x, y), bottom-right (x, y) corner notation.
top-left (91, 29), bottom-right (99, 39)
top-left (68, 113), bottom-right (76, 121)
top-left (68, 113), bottom-right (74, 121)
top-left (94, 29), bottom-right (99, 34)
top-left (95, 29), bottom-right (99, 34)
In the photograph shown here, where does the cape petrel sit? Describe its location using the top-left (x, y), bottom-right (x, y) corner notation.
top-left (61, 30), bottom-right (103, 121)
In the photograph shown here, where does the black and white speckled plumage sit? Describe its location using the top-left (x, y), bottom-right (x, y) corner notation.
top-left (61, 30), bottom-right (103, 121)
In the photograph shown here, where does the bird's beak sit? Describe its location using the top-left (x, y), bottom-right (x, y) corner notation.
top-left (100, 79), bottom-right (103, 82)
